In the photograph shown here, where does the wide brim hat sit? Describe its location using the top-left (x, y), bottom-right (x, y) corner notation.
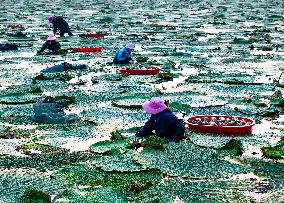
top-left (47, 33), bottom-right (56, 41)
top-left (142, 97), bottom-right (167, 114)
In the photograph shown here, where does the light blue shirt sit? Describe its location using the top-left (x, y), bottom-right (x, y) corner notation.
top-left (114, 47), bottom-right (131, 63)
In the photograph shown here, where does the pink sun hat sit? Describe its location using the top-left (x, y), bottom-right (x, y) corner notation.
top-left (47, 33), bottom-right (56, 41)
top-left (142, 97), bottom-right (167, 114)
top-left (48, 15), bottom-right (55, 24)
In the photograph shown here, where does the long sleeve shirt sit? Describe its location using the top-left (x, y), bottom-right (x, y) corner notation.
top-left (113, 47), bottom-right (132, 64)
top-left (52, 16), bottom-right (71, 35)
top-left (135, 110), bottom-right (186, 142)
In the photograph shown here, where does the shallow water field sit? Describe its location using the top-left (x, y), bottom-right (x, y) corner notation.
top-left (0, 0), bottom-right (284, 202)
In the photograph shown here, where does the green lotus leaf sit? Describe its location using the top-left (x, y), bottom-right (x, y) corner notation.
top-left (249, 159), bottom-right (284, 187)
top-left (53, 187), bottom-right (127, 203)
top-left (0, 85), bottom-right (42, 97)
top-left (232, 37), bottom-right (251, 44)
top-left (188, 132), bottom-right (232, 149)
top-left (136, 56), bottom-right (149, 63)
top-left (0, 95), bottom-right (39, 105)
top-left (0, 104), bottom-right (34, 118)
top-left (262, 147), bottom-right (284, 159)
top-left (119, 126), bottom-right (142, 134)
top-left (0, 126), bottom-right (31, 139)
top-left (168, 101), bottom-right (191, 112)
top-left (276, 137), bottom-right (284, 147)
top-left (270, 98), bottom-right (284, 107)
top-left (265, 189), bottom-right (284, 203)
top-left (20, 143), bottom-right (62, 154)
top-left (0, 151), bottom-right (91, 171)
top-left (53, 164), bottom-right (162, 191)
top-left (134, 141), bottom-right (248, 178)
top-left (54, 95), bottom-right (76, 107)
top-left (129, 177), bottom-right (256, 203)
top-left (33, 72), bottom-right (74, 82)
top-left (162, 60), bottom-right (176, 69)
top-left (139, 135), bottom-right (165, 151)
top-left (157, 72), bottom-right (179, 81)
top-left (105, 74), bottom-right (124, 81)
top-left (92, 151), bottom-right (144, 172)
top-left (90, 140), bottom-right (131, 154)
top-left (19, 188), bottom-right (51, 203)
top-left (0, 171), bottom-right (68, 203)
top-left (218, 139), bottom-right (244, 157)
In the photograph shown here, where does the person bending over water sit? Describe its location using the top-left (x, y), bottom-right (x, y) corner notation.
top-left (48, 15), bottom-right (73, 37)
top-left (37, 33), bottom-right (61, 54)
top-left (113, 43), bottom-right (135, 64)
top-left (135, 97), bottom-right (186, 143)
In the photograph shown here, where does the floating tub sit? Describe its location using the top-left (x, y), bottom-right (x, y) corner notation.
top-left (8, 25), bottom-right (24, 29)
top-left (119, 66), bottom-right (161, 75)
top-left (79, 33), bottom-right (105, 39)
top-left (74, 47), bottom-right (103, 53)
top-left (186, 115), bottom-right (255, 134)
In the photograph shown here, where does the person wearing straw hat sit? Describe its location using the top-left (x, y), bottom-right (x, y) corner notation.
top-left (37, 33), bottom-right (61, 54)
top-left (113, 43), bottom-right (135, 64)
top-left (135, 97), bottom-right (186, 143)
top-left (48, 15), bottom-right (73, 37)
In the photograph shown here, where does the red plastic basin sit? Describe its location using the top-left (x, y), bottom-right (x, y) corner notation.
top-left (74, 47), bottom-right (103, 53)
top-left (8, 25), bottom-right (24, 29)
top-left (79, 33), bottom-right (105, 39)
top-left (119, 66), bottom-right (161, 75)
top-left (186, 115), bottom-right (255, 135)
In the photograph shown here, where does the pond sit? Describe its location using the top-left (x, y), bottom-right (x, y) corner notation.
top-left (0, 0), bottom-right (284, 202)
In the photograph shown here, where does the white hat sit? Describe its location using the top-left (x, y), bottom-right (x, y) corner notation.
top-left (125, 43), bottom-right (135, 50)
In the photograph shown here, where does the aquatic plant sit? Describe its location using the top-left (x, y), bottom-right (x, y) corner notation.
top-left (53, 164), bottom-right (162, 191)
top-left (134, 140), bottom-right (248, 178)
top-left (53, 187), bottom-right (127, 203)
top-left (129, 177), bottom-right (256, 203)
top-left (19, 188), bottom-right (51, 203)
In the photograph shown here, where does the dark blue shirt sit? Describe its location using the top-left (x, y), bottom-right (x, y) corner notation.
top-left (136, 110), bottom-right (186, 142)
top-left (38, 40), bottom-right (61, 53)
top-left (53, 16), bottom-right (72, 36)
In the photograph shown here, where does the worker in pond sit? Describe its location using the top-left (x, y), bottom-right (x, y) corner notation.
top-left (48, 15), bottom-right (73, 37)
top-left (135, 97), bottom-right (186, 143)
top-left (113, 43), bottom-right (135, 64)
top-left (37, 33), bottom-right (61, 54)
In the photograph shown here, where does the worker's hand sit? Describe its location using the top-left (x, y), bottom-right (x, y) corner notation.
top-left (132, 140), bottom-right (142, 150)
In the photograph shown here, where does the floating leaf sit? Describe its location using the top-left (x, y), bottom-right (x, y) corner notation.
top-left (134, 141), bottom-right (248, 178)
top-left (90, 140), bottom-right (131, 154)
top-left (53, 187), bottom-right (127, 203)
top-left (53, 164), bottom-right (162, 191)
top-left (20, 143), bottom-right (62, 154)
top-left (262, 147), bottom-right (284, 159)
top-left (130, 177), bottom-right (256, 203)
top-left (92, 151), bottom-right (144, 172)
top-left (19, 188), bottom-right (51, 203)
